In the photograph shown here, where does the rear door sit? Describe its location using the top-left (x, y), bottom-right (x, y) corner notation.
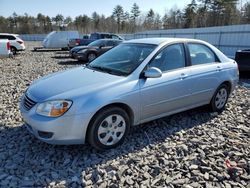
top-left (140, 43), bottom-right (193, 121)
top-left (186, 43), bottom-right (222, 105)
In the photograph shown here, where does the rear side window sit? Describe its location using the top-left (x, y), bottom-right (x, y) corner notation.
top-left (0, 35), bottom-right (16, 40)
top-left (188, 43), bottom-right (217, 65)
top-left (106, 41), bottom-right (114, 46)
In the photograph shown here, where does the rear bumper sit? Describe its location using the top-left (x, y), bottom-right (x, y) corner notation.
top-left (0, 52), bottom-right (13, 58)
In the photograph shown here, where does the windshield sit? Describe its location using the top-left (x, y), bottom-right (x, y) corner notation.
top-left (87, 43), bottom-right (156, 76)
top-left (45, 31), bottom-right (56, 39)
top-left (88, 40), bottom-right (105, 47)
top-left (90, 33), bottom-right (99, 39)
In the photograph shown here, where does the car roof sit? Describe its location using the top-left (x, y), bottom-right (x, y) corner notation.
top-left (92, 32), bottom-right (117, 35)
top-left (123, 38), bottom-right (204, 45)
top-left (0, 33), bottom-right (19, 36)
top-left (97, 39), bottom-right (122, 41)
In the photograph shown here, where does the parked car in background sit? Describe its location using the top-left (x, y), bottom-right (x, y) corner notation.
top-left (0, 33), bottom-right (25, 55)
top-left (72, 39), bottom-right (122, 62)
top-left (68, 35), bottom-right (90, 49)
top-left (68, 32), bottom-right (123, 49)
top-left (20, 38), bottom-right (238, 150)
top-left (39, 31), bottom-right (79, 50)
top-left (0, 39), bottom-right (12, 58)
top-left (235, 49), bottom-right (250, 72)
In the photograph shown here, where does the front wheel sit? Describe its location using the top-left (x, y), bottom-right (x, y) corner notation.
top-left (87, 107), bottom-right (130, 150)
top-left (210, 84), bottom-right (229, 112)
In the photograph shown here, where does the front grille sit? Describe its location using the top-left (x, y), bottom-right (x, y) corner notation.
top-left (23, 94), bottom-right (37, 111)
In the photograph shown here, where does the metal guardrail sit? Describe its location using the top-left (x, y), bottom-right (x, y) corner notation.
top-left (19, 34), bottom-right (47, 41)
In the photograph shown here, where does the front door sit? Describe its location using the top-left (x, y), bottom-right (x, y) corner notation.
top-left (140, 43), bottom-right (193, 122)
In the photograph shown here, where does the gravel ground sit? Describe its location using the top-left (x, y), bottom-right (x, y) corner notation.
top-left (0, 42), bottom-right (250, 188)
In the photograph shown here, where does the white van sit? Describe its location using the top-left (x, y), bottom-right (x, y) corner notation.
top-left (42, 31), bottom-right (79, 49)
top-left (0, 39), bottom-right (12, 58)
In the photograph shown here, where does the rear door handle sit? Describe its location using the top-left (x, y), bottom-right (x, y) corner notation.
top-left (180, 73), bottom-right (188, 79)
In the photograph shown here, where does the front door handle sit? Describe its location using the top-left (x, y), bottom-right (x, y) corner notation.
top-left (180, 73), bottom-right (188, 79)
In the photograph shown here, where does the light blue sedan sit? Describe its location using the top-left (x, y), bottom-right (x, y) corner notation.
top-left (20, 38), bottom-right (239, 150)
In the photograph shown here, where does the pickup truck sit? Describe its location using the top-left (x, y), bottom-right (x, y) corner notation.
top-left (235, 49), bottom-right (250, 72)
top-left (68, 32), bottom-right (123, 49)
top-left (0, 39), bottom-right (12, 58)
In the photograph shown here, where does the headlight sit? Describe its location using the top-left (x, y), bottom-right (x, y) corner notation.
top-left (78, 49), bottom-right (87, 53)
top-left (36, 100), bottom-right (72, 117)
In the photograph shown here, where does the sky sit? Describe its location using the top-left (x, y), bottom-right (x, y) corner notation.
top-left (0, 0), bottom-right (191, 18)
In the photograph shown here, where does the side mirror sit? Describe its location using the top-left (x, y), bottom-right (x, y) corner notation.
top-left (143, 67), bottom-right (162, 78)
top-left (99, 45), bottom-right (104, 49)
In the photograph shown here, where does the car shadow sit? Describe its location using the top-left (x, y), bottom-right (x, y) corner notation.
top-left (51, 56), bottom-right (71, 59)
top-left (55, 51), bottom-right (70, 55)
top-left (0, 106), bottom-right (216, 187)
top-left (31, 49), bottom-right (67, 52)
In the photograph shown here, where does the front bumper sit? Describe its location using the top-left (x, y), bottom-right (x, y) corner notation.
top-left (73, 53), bottom-right (87, 61)
top-left (17, 48), bottom-right (25, 52)
top-left (19, 97), bottom-right (92, 145)
top-left (17, 44), bottom-right (26, 51)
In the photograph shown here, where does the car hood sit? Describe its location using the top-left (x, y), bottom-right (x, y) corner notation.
top-left (27, 67), bottom-right (124, 102)
top-left (70, 46), bottom-right (88, 52)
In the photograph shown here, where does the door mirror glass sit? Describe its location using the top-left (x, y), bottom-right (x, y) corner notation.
top-left (144, 67), bottom-right (162, 78)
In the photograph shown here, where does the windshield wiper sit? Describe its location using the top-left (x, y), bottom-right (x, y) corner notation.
top-left (87, 65), bottom-right (127, 76)
top-left (87, 65), bottom-right (113, 74)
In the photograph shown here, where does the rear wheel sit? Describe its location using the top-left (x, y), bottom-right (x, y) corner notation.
top-left (87, 53), bottom-right (96, 62)
top-left (87, 107), bottom-right (130, 150)
top-left (210, 84), bottom-right (229, 112)
top-left (11, 46), bottom-right (17, 55)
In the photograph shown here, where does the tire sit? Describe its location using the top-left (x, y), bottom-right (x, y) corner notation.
top-left (87, 53), bottom-right (96, 62)
top-left (87, 107), bottom-right (131, 150)
top-left (209, 84), bottom-right (229, 112)
top-left (11, 46), bottom-right (17, 55)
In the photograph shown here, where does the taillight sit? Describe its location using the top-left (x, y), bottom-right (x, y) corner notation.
top-left (17, 40), bottom-right (23, 44)
top-left (76, 39), bottom-right (80, 45)
top-left (235, 61), bottom-right (239, 77)
top-left (7, 42), bottom-right (10, 50)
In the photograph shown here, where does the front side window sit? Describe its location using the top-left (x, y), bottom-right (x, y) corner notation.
top-left (188, 43), bottom-right (217, 65)
top-left (88, 43), bottom-right (156, 76)
top-left (88, 40), bottom-right (106, 47)
top-left (7, 35), bottom-right (16, 40)
top-left (111, 35), bottom-right (119, 39)
top-left (149, 43), bottom-right (186, 72)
